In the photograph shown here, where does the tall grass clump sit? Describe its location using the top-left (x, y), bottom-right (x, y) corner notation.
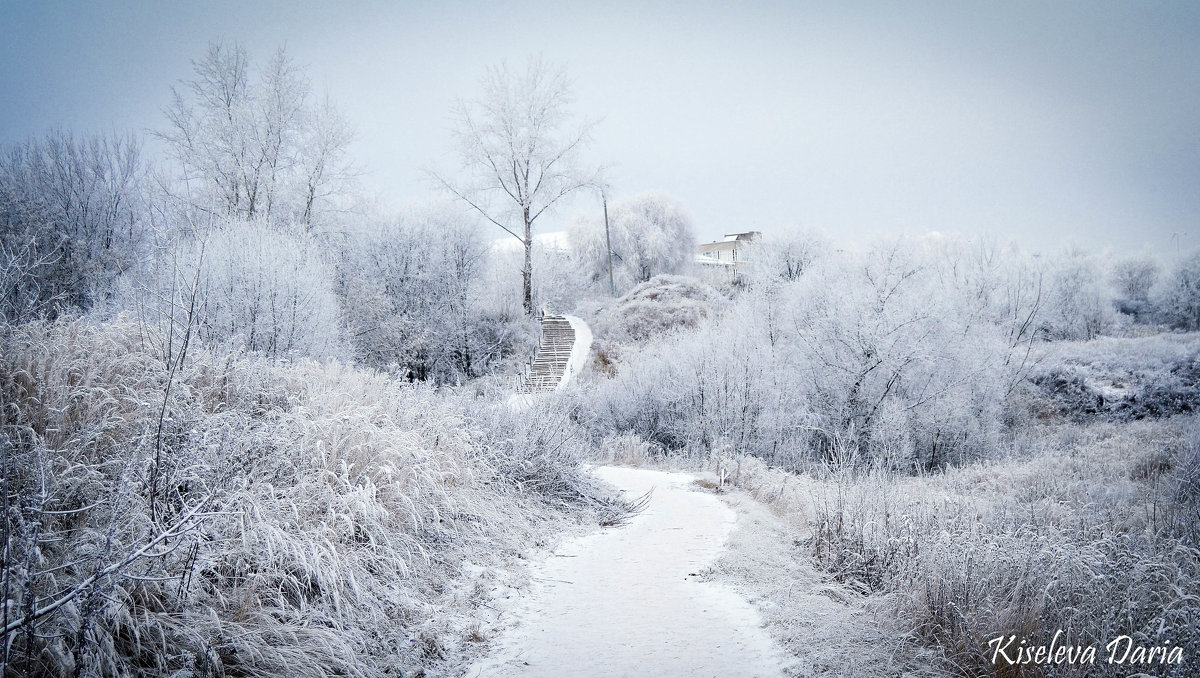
top-left (0, 318), bottom-right (600, 677)
top-left (807, 419), bottom-right (1200, 677)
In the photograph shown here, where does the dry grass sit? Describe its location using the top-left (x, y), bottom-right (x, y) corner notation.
top-left (707, 488), bottom-right (951, 677)
top-left (718, 419), bottom-right (1200, 677)
top-left (0, 319), bottom-right (608, 677)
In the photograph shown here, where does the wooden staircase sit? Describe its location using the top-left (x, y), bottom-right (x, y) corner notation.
top-left (518, 315), bottom-right (575, 393)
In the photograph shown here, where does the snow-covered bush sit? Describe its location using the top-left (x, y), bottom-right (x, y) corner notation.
top-left (1042, 250), bottom-right (1115, 340)
top-left (199, 220), bottom-right (343, 358)
top-left (579, 302), bottom-right (804, 463)
top-left (109, 217), bottom-right (344, 364)
top-left (580, 239), bottom-right (1017, 470)
top-left (1156, 250), bottom-right (1200, 330)
top-left (1111, 250), bottom-right (1161, 319)
top-left (592, 274), bottom-right (724, 345)
top-left (783, 242), bottom-right (1010, 467)
top-left (337, 204), bottom-right (535, 382)
top-left (807, 418), bottom-right (1200, 677)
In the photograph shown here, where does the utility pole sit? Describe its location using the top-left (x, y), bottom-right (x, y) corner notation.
top-left (603, 192), bottom-right (615, 297)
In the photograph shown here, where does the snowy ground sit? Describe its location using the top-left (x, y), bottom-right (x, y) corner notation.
top-left (706, 489), bottom-right (950, 677)
top-left (465, 466), bottom-right (789, 677)
top-left (556, 315), bottom-right (592, 391)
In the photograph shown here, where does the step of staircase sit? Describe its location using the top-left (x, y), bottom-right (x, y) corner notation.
top-left (517, 315), bottom-right (576, 393)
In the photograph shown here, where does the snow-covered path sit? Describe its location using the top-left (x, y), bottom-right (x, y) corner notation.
top-left (555, 315), bottom-right (591, 391)
top-left (466, 467), bottom-right (786, 677)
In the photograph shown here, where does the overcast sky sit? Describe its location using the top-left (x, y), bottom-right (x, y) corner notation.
top-left (2, 0), bottom-right (1197, 254)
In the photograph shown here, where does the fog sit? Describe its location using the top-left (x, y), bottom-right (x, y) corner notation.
top-left (2, 0), bottom-right (1198, 252)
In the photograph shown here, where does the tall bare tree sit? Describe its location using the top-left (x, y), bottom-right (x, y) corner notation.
top-left (157, 42), bottom-right (354, 231)
top-left (434, 59), bottom-right (598, 315)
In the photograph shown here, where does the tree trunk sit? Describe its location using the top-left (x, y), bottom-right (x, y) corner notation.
top-left (522, 209), bottom-right (534, 315)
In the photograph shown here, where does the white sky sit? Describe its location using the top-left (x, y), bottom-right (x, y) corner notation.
top-left (2, 0), bottom-right (1197, 254)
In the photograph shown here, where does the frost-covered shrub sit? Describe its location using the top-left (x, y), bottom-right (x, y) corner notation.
top-left (1172, 422), bottom-right (1200, 543)
top-left (808, 419), bottom-right (1200, 677)
top-left (1042, 250), bottom-right (1115, 340)
top-left (592, 274), bottom-right (723, 345)
top-left (580, 239), bottom-right (1018, 470)
top-left (579, 302), bottom-right (808, 465)
top-left (1156, 251), bottom-right (1200, 330)
top-left (592, 432), bottom-right (664, 466)
top-left (199, 220), bottom-right (343, 358)
top-left (1112, 251), bottom-right (1161, 301)
top-left (781, 243), bottom-right (1011, 467)
top-left (1111, 251), bottom-right (1161, 322)
top-left (337, 205), bottom-right (536, 382)
top-left (112, 219), bottom-right (344, 363)
top-left (471, 399), bottom-right (596, 505)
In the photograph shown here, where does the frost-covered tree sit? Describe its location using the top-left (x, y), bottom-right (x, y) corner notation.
top-left (1156, 251), bottom-right (1200, 330)
top-left (196, 220), bottom-right (343, 357)
top-left (1111, 251), bottom-right (1161, 302)
top-left (337, 203), bottom-right (531, 381)
top-left (1042, 250), bottom-right (1114, 340)
top-left (923, 236), bottom-right (1046, 349)
top-left (741, 227), bottom-right (828, 286)
top-left (1107, 250), bottom-right (1161, 320)
top-left (784, 241), bottom-right (1008, 467)
top-left (157, 43), bottom-right (354, 230)
top-left (570, 192), bottom-right (696, 295)
top-left (0, 131), bottom-right (146, 322)
top-left (119, 217), bottom-right (343, 361)
top-left (579, 239), bottom-right (1013, 470)
top-left (433, 58), bottom-right (599, 315)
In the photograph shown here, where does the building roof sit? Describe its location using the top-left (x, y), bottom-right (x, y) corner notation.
top-left (702, 231), bottom-right (761, 247)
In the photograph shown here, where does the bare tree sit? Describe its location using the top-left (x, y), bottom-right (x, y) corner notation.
top-left (433, 58), bottom-right (599, 315)
top-left (157, 42), bottom-right (354, 230)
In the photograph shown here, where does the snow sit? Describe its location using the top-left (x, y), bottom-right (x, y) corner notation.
top-left (1084, 376), bottom-right (1130, 403)
top-left (556, 315), bottom-right (592, 392)
top-left (505, 393), bottom-right (538, 411)
top-left (466, 466), bottom-right (787, 677)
